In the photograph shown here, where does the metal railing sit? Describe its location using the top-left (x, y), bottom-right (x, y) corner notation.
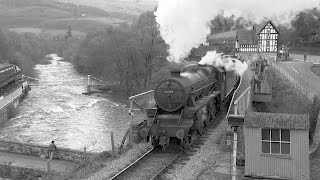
top-left (232, 87), bottom-right (251, 115)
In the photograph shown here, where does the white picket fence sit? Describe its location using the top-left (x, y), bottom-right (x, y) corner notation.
top-left (270, 62), bottom-right (315, 101)
top-left (232, 87), bottom-right (251, 115)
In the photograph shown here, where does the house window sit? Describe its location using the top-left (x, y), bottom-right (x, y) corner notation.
top-left (261, 129), bottom-right (290, 155)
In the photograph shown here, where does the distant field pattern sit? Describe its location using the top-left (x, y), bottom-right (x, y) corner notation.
top-left (9, 27), bottom-right (86, 36)
top-left (56, 0), bottom-right (157, 15)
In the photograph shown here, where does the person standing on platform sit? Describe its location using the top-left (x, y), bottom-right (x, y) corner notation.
top-left (48, 141), bottom-right (57, 160)
top-left (304, 53), bottom-right (307, 62)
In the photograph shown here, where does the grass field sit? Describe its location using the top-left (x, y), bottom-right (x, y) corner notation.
top-left (9, 27), bottom-right (86, 36)
top-left (56, 0), bottom-right (157, 17)
top-left (0, 0), bottom-right (125, 33)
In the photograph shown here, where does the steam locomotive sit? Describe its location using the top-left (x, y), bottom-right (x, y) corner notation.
top-left (139, 56), bottom-right (241, 149)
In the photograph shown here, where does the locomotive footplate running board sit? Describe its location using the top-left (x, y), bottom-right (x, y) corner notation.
top-left (187, 91), bottom-right (220, 111)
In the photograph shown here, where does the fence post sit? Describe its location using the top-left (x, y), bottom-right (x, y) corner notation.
top-left (110, 131), bottom-right (115, 156)
top-left (47, 160), bottom-right (51, 178)
top-left (129, 100), bottom-right (134, 146)
top-left (231, 127), bottom-right (238, 180)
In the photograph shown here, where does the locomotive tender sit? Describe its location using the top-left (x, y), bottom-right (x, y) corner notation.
top-left (140, 56), bottom-right (241, 149)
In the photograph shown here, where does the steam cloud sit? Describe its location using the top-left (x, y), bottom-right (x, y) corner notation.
top-left (155, 0), bottom-right (218, 63)
top-left (199, 51), bottom-right (248, 76)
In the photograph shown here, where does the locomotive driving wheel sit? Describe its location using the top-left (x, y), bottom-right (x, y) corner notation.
top-left (151, 136), bottom-right (159, 147)
top-left (195, 110), bottom-right (205, 135)
top-left (202, 106), bottom-right (209, 128)
top-left (180, 134), bottom-right (192, 150)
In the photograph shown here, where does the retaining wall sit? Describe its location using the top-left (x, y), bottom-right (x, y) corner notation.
top-left (0, 140), bottom-right (99, 163)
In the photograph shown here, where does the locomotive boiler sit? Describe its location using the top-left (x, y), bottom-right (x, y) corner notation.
top-left (140, 57), bottom-right (240, 149)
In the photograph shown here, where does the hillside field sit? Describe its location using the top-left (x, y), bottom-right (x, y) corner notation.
top-left (0, 0), bottom-right (127, 33)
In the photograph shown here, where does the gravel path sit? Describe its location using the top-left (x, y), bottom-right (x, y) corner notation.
top-left (165, 117), bottom-right (243, 180)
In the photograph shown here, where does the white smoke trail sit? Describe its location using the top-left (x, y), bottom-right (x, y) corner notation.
top-left (155, 0), bottom-right (218, 63)
top-left (199, 51), bottom-right (248, 76)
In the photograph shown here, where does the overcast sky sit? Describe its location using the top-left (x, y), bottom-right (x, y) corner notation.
top-left (207, 0), bottom-right (320, 22)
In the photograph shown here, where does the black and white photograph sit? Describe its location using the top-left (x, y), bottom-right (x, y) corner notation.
top-left (0, 0), bottom-right (319, 179)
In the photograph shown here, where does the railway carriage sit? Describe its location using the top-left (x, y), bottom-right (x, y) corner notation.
top-left (139, 55), bottom-right (240, 149)
top-left (0, 64), bottom-right (23, 90)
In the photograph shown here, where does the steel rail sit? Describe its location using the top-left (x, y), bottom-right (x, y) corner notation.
top-left (108, 147), bottom-right (155, 180)
top-left (149, 151), bottom-right (182, 180)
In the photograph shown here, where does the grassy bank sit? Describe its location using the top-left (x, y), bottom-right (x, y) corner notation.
top-left (290, 46), bottom-right (320, 56)
top-left (254, 68), bottom-right (311, 114)
top-left (311, 65), bottom-right (320, 78)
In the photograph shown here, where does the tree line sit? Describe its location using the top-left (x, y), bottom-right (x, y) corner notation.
top-left (64, 7), bottom-right (320, 97)
top-left (66, 11), bottom-right (168, 96)
top-left (0, 29), bottom-right (74, 76)
top-left (210, 8), bottom-right (320, 50)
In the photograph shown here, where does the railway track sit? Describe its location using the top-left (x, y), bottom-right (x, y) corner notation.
top-left (109, 147), bottom-right (182, 180)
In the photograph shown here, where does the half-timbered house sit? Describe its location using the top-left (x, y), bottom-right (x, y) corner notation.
top-left (208, 21), bottom-right (279, 53)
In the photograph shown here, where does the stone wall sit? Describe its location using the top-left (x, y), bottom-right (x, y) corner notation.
top-left (0, 140), bottom-right (99, 162)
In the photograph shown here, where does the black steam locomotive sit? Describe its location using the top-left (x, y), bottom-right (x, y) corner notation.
top-left (139, 56), bottom-right (241, 149)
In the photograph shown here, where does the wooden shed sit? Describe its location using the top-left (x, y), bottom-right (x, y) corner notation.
top-left (244, 112), bottom-right (310, 180)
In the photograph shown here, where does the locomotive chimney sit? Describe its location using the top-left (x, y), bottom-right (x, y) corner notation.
top-left (170, 70), bottom-right (181, 76)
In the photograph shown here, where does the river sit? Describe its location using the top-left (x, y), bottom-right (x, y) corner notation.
top-left (0, 55), bottom-right (137, 152)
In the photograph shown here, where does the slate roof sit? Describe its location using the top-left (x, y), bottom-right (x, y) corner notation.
top-left (237, 29), bottom-right (256, 44)
top-left (207, 30), bottom-right (237, 43)
top-left (254, 20), bottom-right (280, 35)
top-left (245, 112), bottom-right (309, 130)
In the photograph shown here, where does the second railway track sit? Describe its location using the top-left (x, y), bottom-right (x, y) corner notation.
top-left (109, 147), bottom-right (182, 180)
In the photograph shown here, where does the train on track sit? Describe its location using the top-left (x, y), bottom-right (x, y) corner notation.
top-left (139, 55), bottom-right (241, 150)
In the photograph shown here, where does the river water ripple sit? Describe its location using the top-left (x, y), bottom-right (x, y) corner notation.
top-left (0, 56), bottom-right (134, 152)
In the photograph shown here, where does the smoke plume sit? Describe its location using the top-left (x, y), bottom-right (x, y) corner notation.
top-left (154, 0), bottom-right (218, 63)
top-left (199, 51), bottom-right (248, 76)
